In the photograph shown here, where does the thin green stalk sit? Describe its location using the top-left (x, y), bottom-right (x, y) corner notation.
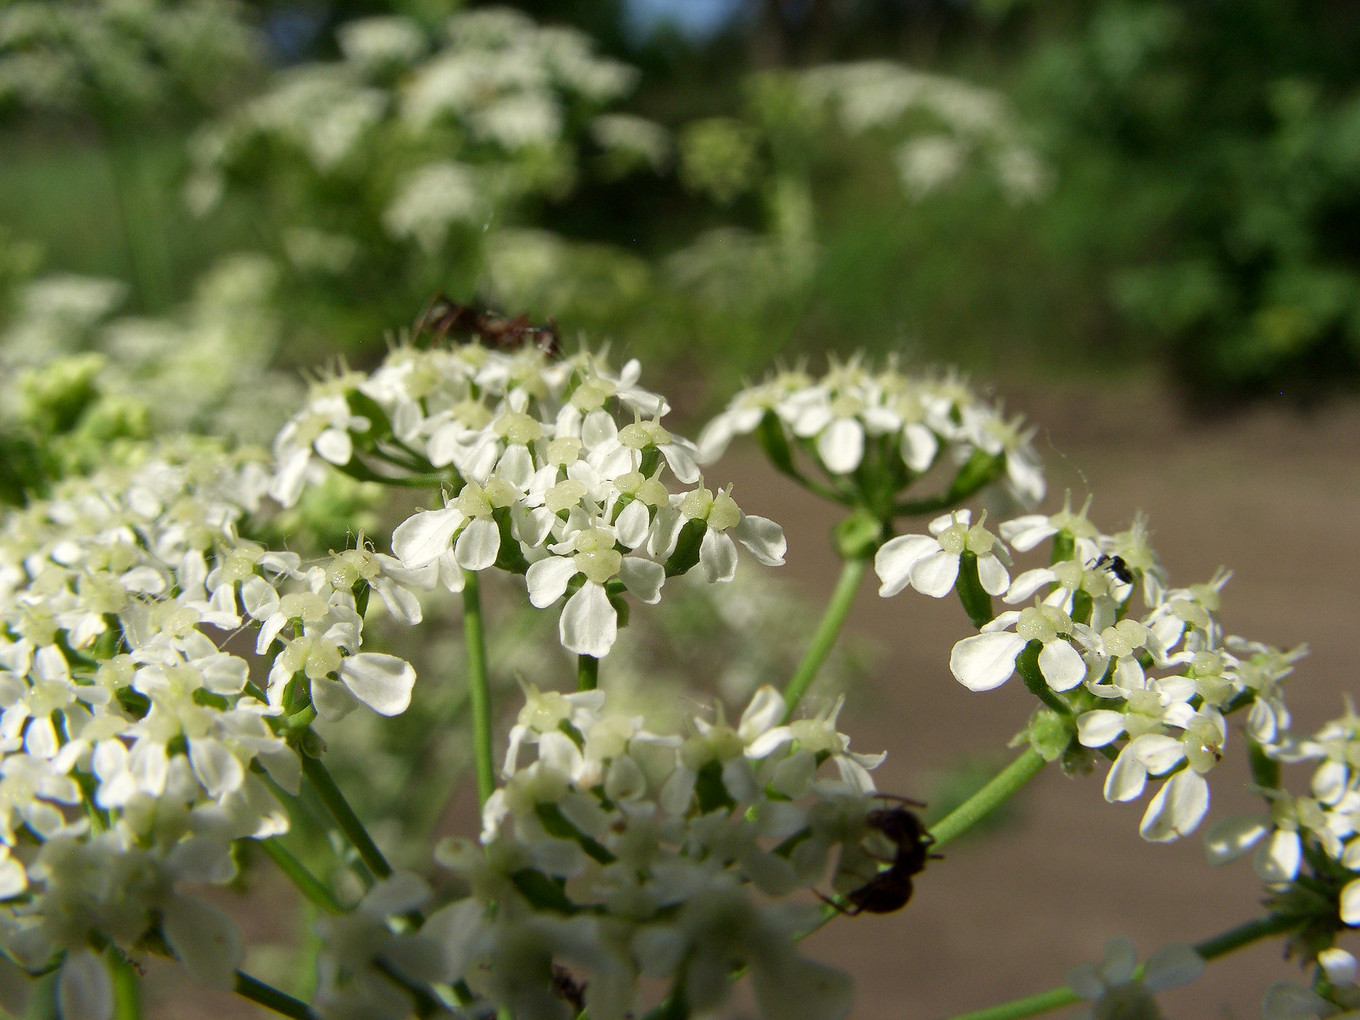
top-left (462, 569), bottom-right (496, 807)
top-left (944, 986), bottom-right (1078, 1020)
top-left (234, 970), bottom-right (318, 1020)
top-left (1194, 912), bottom-right (1299, 960)
top-left (300, 754), bottom-right (392, 882)
top-left (928, 746), bottom-right (1046, 849)
top-left (781, 557), bottom-right (868, 723)
top-left (260, 837), bottom-right (344, 915)
top-left (578, 654), bottom-right (600, 692)
top-left (109, 947), bottom-right (141, 1020)
top-left (943, 913), bottom-right (1303, 1020)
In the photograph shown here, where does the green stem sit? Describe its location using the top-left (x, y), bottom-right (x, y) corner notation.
top-left (300, 754), bottom-right (392, 882)
top-left (578, 654), bottom-right (600, 692)
top-left (928, 746), bottom-right (1046, 849)
top-left (781, 557), bottom-right (868, 723)
top-left (1194, 912), bottom-right (1299, 960)
top-left (463, 569), bottom-right (496, 807)
top-left (108, 947), bottom-right (141, 1020)
top-left (234, 970), bottom-right (318, 1020)
top-left (945, 986), bottom-right (1079, 1020)
top-left (259, 837), bottom-right (344, 915)
top-left (943, 913), bottom-right (1302, 1020)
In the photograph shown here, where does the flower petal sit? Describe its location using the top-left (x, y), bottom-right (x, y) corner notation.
top-left (559, 582), bottom-right (617, 657)
top-left (1139, 770), bottom-right (1209, 842)
top-left (163, 895), bottom-right (243, 989)
top-left (526, 556), bottom-right (579, 608)
top-left (949, 632), bottom-right (1026, 692)
top-left (392, 506), bottom-right (464, 569)
top-left (337, 653), bottom-right (416, 716)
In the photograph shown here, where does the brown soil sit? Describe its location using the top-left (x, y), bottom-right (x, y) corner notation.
top-left (146, 378), bottom-right (1360, 1020)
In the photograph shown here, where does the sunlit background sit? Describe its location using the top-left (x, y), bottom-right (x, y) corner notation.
top-left (2, 1), bottom-right (1359, 1018)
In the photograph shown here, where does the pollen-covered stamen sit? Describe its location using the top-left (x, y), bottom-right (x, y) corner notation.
top-left (1015, 604), bottom-right (1070, 644)
top-left (546, 436), bottom-right (582, 467)
top-left (1101, 619), bottom-right (1150, 659)
top-left (571, 528), bottom-right (623, 584)
top-left (493, 410), bottom-right (544, 445)
top-left (614, 469), bottom-right (669, 507)
top-left (545, 479), bottom-right (588, 514)
top-left (618, 415), bottom-right (671, 451)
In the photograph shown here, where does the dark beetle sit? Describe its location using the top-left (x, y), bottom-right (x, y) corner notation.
top-left (413, 295), bottom-right (560, 356)
top-left (822, 795), bottom-right (938, 916)
top-left (1093, 553), bottom-right (1135, 585)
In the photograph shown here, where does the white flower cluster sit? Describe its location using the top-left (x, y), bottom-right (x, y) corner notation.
top-left (1207, 702), bottom-right (1360, 929)
top-left (796, 61), bottom-right (1051, 203)
top-left (0, 0), bottom-right (261, 115)
top-left (187, 6), bottom-right (654, 255)
top-left (876, 496), bottom-right (1303, 844)
top-left (699, 359), bottom-right (1045, 507)
top-left (415, 683), bottom-right (886, 1020)
top-left (0, 443), bottom-right (421, 1012)
top-left (271, 341), bottom-right (786, 658)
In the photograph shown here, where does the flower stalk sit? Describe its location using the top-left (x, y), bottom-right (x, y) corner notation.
top-left (781, 555), bottom-right (868, 723)
top-left (235, 970), bottom-right (318, 1020)
top-left (928, 746), bottom-right (1047, 849)
top-left (300, 754), bottom-right (392, 883)
top-left (462, 569), bottom-right (497, 806)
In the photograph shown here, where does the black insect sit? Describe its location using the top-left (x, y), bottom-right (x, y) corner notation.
top-left (821, 795), bottom-right (939, 916)
top-left (1093, 553), bottom-right (1135, 585)
top-left (413, 295), bottom-right (560, 356)
top-left (550, 965), bottom-right (587, 1013)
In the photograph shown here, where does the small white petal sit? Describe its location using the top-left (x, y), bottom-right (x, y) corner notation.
top-left (949, 632), bottom-right (1026, 692)
top-left (1342, 878), bottom-right (1360, 925)
top-left (911, 549), bottom-right (961, 598)
top-left (733, 514), bottom-right (786, 566)
top-left (189, 738), bottom-right (244, 799)
top-left (526, 556), bottom-right (579, 607)
top-left (337, 653), bottom-right (416, 716)
top-left (391, 506), bottom-right (464, 569)
top-left (1077, 709), bottom-right (1127, 748)
top-left (618, 557), bottom-right (665, 604)
top-left (614, 499), bottom-right (651, 549)
top-left (559, 583), bottom-right (617, 658)
top-left (454, 517), bottom-right (500, 571)
top-left (699, 528), bottom-right (738, 583)
top-left (58, 950), bottom-right (112, 1020)
top-left (1103, 747), bottom-right (1147, 803)
top-left (1038, 639), bottom-right (1085, 691)
top-left (1142, 942), bottom-right (1204, 993)
top-left (976, 555), bottom-right (1010, 596)
top-left (874, 534), bottom-right (938, 596)
top-left (1318, 948), bottom-right (1357, 986)
top-left (817, 418), bottom-right (864, 474)
top-left (1139, 770), bottom-right (1209, 842)
top-left (1255, 829), bottom-right (1301, 884)
top-left (163, 896), bottom-right (243, 989)
top-left (1203, 815), bottom-right (1270, 865)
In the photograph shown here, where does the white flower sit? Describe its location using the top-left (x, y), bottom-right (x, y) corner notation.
top-left (525, 511), bottom-right (664, 657)
top-left (875, 510), bottom-right (1009, 599)
top-left (1067, 937), bottom-right (1204, 1020)
top-left (949, 603), bottom-right (1085, 692)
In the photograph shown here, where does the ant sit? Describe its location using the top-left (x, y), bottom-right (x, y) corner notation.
top-left (412, 295), bottom-right (560, 356)
top-left (820, 795), bottom-right (939, 916)
top-left (1093, 553), bottom-right (1135, 585)
top-left (550, 965), bottom-right (587, 1013)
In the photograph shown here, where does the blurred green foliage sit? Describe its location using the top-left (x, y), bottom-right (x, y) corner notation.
top-left (1, 0), bottom-right (1357, 443)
